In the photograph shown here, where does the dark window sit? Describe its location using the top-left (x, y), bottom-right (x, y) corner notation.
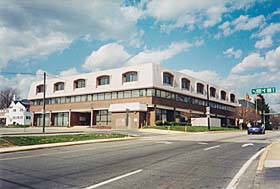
top-left (74, 79), bottom-right (85, 89)
top-left (181, 78), bottom-right (190, 90)
top-left (221, 90), bottom-right (227, 100)
top-left (96, 110), bottom-right (111, 126)
top-left (54, 82), bottom-right (64, 91)
top-left (36, 84), bottom-right (44, 93)
top-left (210, 87), bottom-right (216, 97)
top-left (123, 71), bottom-right (137, 82)
top-left (196, 83), bottom-right (204, 94)
top-left (163, 72), bottom-right (173, 86)
top-left (230, 94), bottom-right (235, 103)
top-left (97, 76), bottom-right (110, 86)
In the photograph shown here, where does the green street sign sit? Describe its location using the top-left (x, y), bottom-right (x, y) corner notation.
top-left (251, 87), bottom-right (276, 94)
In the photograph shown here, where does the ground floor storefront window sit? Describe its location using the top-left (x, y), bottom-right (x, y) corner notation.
top-left (155, 108), bottom-right (174, 122)
top-left (53, 112), bottom-right (69, 126)
top-left (96, 110), bottom-right (111, 126)
top-left (34, 113), bottom-right (50, 126)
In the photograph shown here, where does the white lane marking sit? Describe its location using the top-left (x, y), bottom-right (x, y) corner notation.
top-left (198, 142), bottom-right (208, 145)
top-left (84, 169), bottom-right (142, 189)
top-left (226, 148), bottom-right (265, 189)
top-left (156, 141), bottom-right (172, 144)
top-left (241, 143), bottom-right (254, 148)
top-left (204, 145), bottom-right (220, 151)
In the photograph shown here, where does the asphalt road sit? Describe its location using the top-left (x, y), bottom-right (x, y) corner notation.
top-left (1, 131), bottom-right (280, 189)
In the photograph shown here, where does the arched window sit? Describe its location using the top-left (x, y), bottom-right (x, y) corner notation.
top-left (54, 82), bottom-right (64, 91)
top-left (196, 83), bottom-right (204, 94)
top-left (210, 87), bottom-right (216, 98)
top-left (123, 71), bottom-right (138, 82)
top-left (163, 72), bottom-right (173, 86)
top-left (181, 78), bottom-right (190, 90)
top-left (97, 75), bottom-right (110, 86)
top-left (36, 84), bottom-right (44, 94)
top-left (221, 90), bottom-right (227, 100)
top-left (74, 79), bottom-right (86, 89)
top-left (230, 94), bottom-right (235, 103)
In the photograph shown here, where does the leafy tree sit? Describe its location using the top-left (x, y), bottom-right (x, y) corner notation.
top-left (0, 88), bottom-right (20, 109)
top-left (255, 94), bottom-right (270, 129)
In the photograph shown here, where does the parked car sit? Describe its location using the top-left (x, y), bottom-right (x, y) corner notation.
top-left (248, 124), bottom-right (265, 135)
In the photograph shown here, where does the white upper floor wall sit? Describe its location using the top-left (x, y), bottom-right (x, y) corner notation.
top-left (27, 63), bottom-right (238, 106)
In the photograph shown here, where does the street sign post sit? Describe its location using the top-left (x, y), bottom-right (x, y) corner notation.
top-left (251, 87), bottom-right (276, 95)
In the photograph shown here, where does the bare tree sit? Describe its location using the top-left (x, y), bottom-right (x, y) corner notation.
top-left (0, 88), bottom-right (20, 109)
top-left (235, 106), bottom-right (260, 124)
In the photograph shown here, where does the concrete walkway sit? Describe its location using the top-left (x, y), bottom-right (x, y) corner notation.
top-left (264, 142), bottom-right (280, 168)
top-left (138, 128), bottom-right (187, 134)
top-left (252, 141), bottom-right (280, 189)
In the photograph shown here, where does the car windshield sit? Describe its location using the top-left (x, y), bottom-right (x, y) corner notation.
top-left (251, 125), bottom-right (261, 128)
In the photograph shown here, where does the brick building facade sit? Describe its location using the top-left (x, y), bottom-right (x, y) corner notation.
top-left (28, 63), bottom-right (239, 129)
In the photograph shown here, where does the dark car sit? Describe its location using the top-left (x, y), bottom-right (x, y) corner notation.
top-left (248, 124), bottom-right (265, 135)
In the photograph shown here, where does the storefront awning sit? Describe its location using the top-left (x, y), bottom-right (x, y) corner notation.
top-left (109, 102), bottom-right (147, 112)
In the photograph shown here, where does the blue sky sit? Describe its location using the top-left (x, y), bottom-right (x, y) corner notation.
top-left (0, 0), bottom-right (279, 110)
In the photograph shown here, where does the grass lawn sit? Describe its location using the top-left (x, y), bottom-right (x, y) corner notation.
top-left (144, 126), bottom-right (240, 132)
top-left (0, 138), bottom-right (13, 147)
top-left (2, 133), bottom-right (126, 146)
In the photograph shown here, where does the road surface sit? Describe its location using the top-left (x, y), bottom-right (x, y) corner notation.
top-left (1, 131), bottom-right (279, 189)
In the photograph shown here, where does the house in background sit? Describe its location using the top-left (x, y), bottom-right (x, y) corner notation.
top-left (5, 100), bottom-right (32, 126)
top-left (0, 109), bottom-right (7, 125)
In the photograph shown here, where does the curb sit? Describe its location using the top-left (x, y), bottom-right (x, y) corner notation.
top-left (0, 137), bottom-right (136, 154)
top-left (257, 142), bottom-right (274, 172)
top-left (1, 131), bottom-right (85, 136)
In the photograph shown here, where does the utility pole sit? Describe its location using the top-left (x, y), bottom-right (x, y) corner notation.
top-left (43, 72), bottom-right (46, 133)
top-left (125, 108), bottom-right (129, 137)
top-left (206, 84), bottom-right (210, 130)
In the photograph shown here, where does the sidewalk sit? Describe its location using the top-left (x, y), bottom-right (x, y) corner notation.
top-left (263, 142), bottom-right (280, 168)
top-left (254, 141), bottom-right (280, 189)
top-left (138, 128), bottom-right (187, 134)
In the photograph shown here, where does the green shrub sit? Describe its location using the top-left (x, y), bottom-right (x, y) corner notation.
top-left (155, 120), bottom-right (171, 126)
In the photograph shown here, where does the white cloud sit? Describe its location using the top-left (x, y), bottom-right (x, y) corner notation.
top-left (146, 0), bottom-right (257, 31)
top-left (231, 53), bottom-right (264, 74)
top-left (83, 43), bottom-right (131, 71)
top-left (0, 0), bottom-right (143, 69)
top-left (194, 39), bottom-right (205, 47)
top-left (59, 68), bottom-right (79, 77)
top-left (0, 70), bottom-right (45, 98)
top-left (217, 15), bottom-right (265, 38)
top-left (83, 41), bottom-right (192, 71)
top-left (271, 9), bottom-right (280, 16)
top-left (256, 23), bottom-right (280, 37)
top-left (255, 36), bottom-right (273, 49)
top-left (231, 46), bottom-right (280, 74)
top-left (179, 69), bottom-right (222, 85)
top-left (223, 47), bottom-right (243, 59)
top-left (126, 41), bottom-right (192, 66)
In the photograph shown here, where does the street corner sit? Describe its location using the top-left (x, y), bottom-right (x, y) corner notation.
top-left (258, 141), bottom-right (280, 171)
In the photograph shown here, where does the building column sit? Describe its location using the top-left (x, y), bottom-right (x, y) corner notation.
top-left (49, 111), bottom-right (52, 126)
top-left (90, 109), bottom-right (93, 127)
top-left (68, 109), bottom-right (71, 127)
top-left (173, 107), bottom-right (176, 122)
top-left (31, 112), bottom-right (35, 127)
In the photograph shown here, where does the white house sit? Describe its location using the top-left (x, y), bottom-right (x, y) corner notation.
top-left (5, 101), bottom-right (32, 126)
